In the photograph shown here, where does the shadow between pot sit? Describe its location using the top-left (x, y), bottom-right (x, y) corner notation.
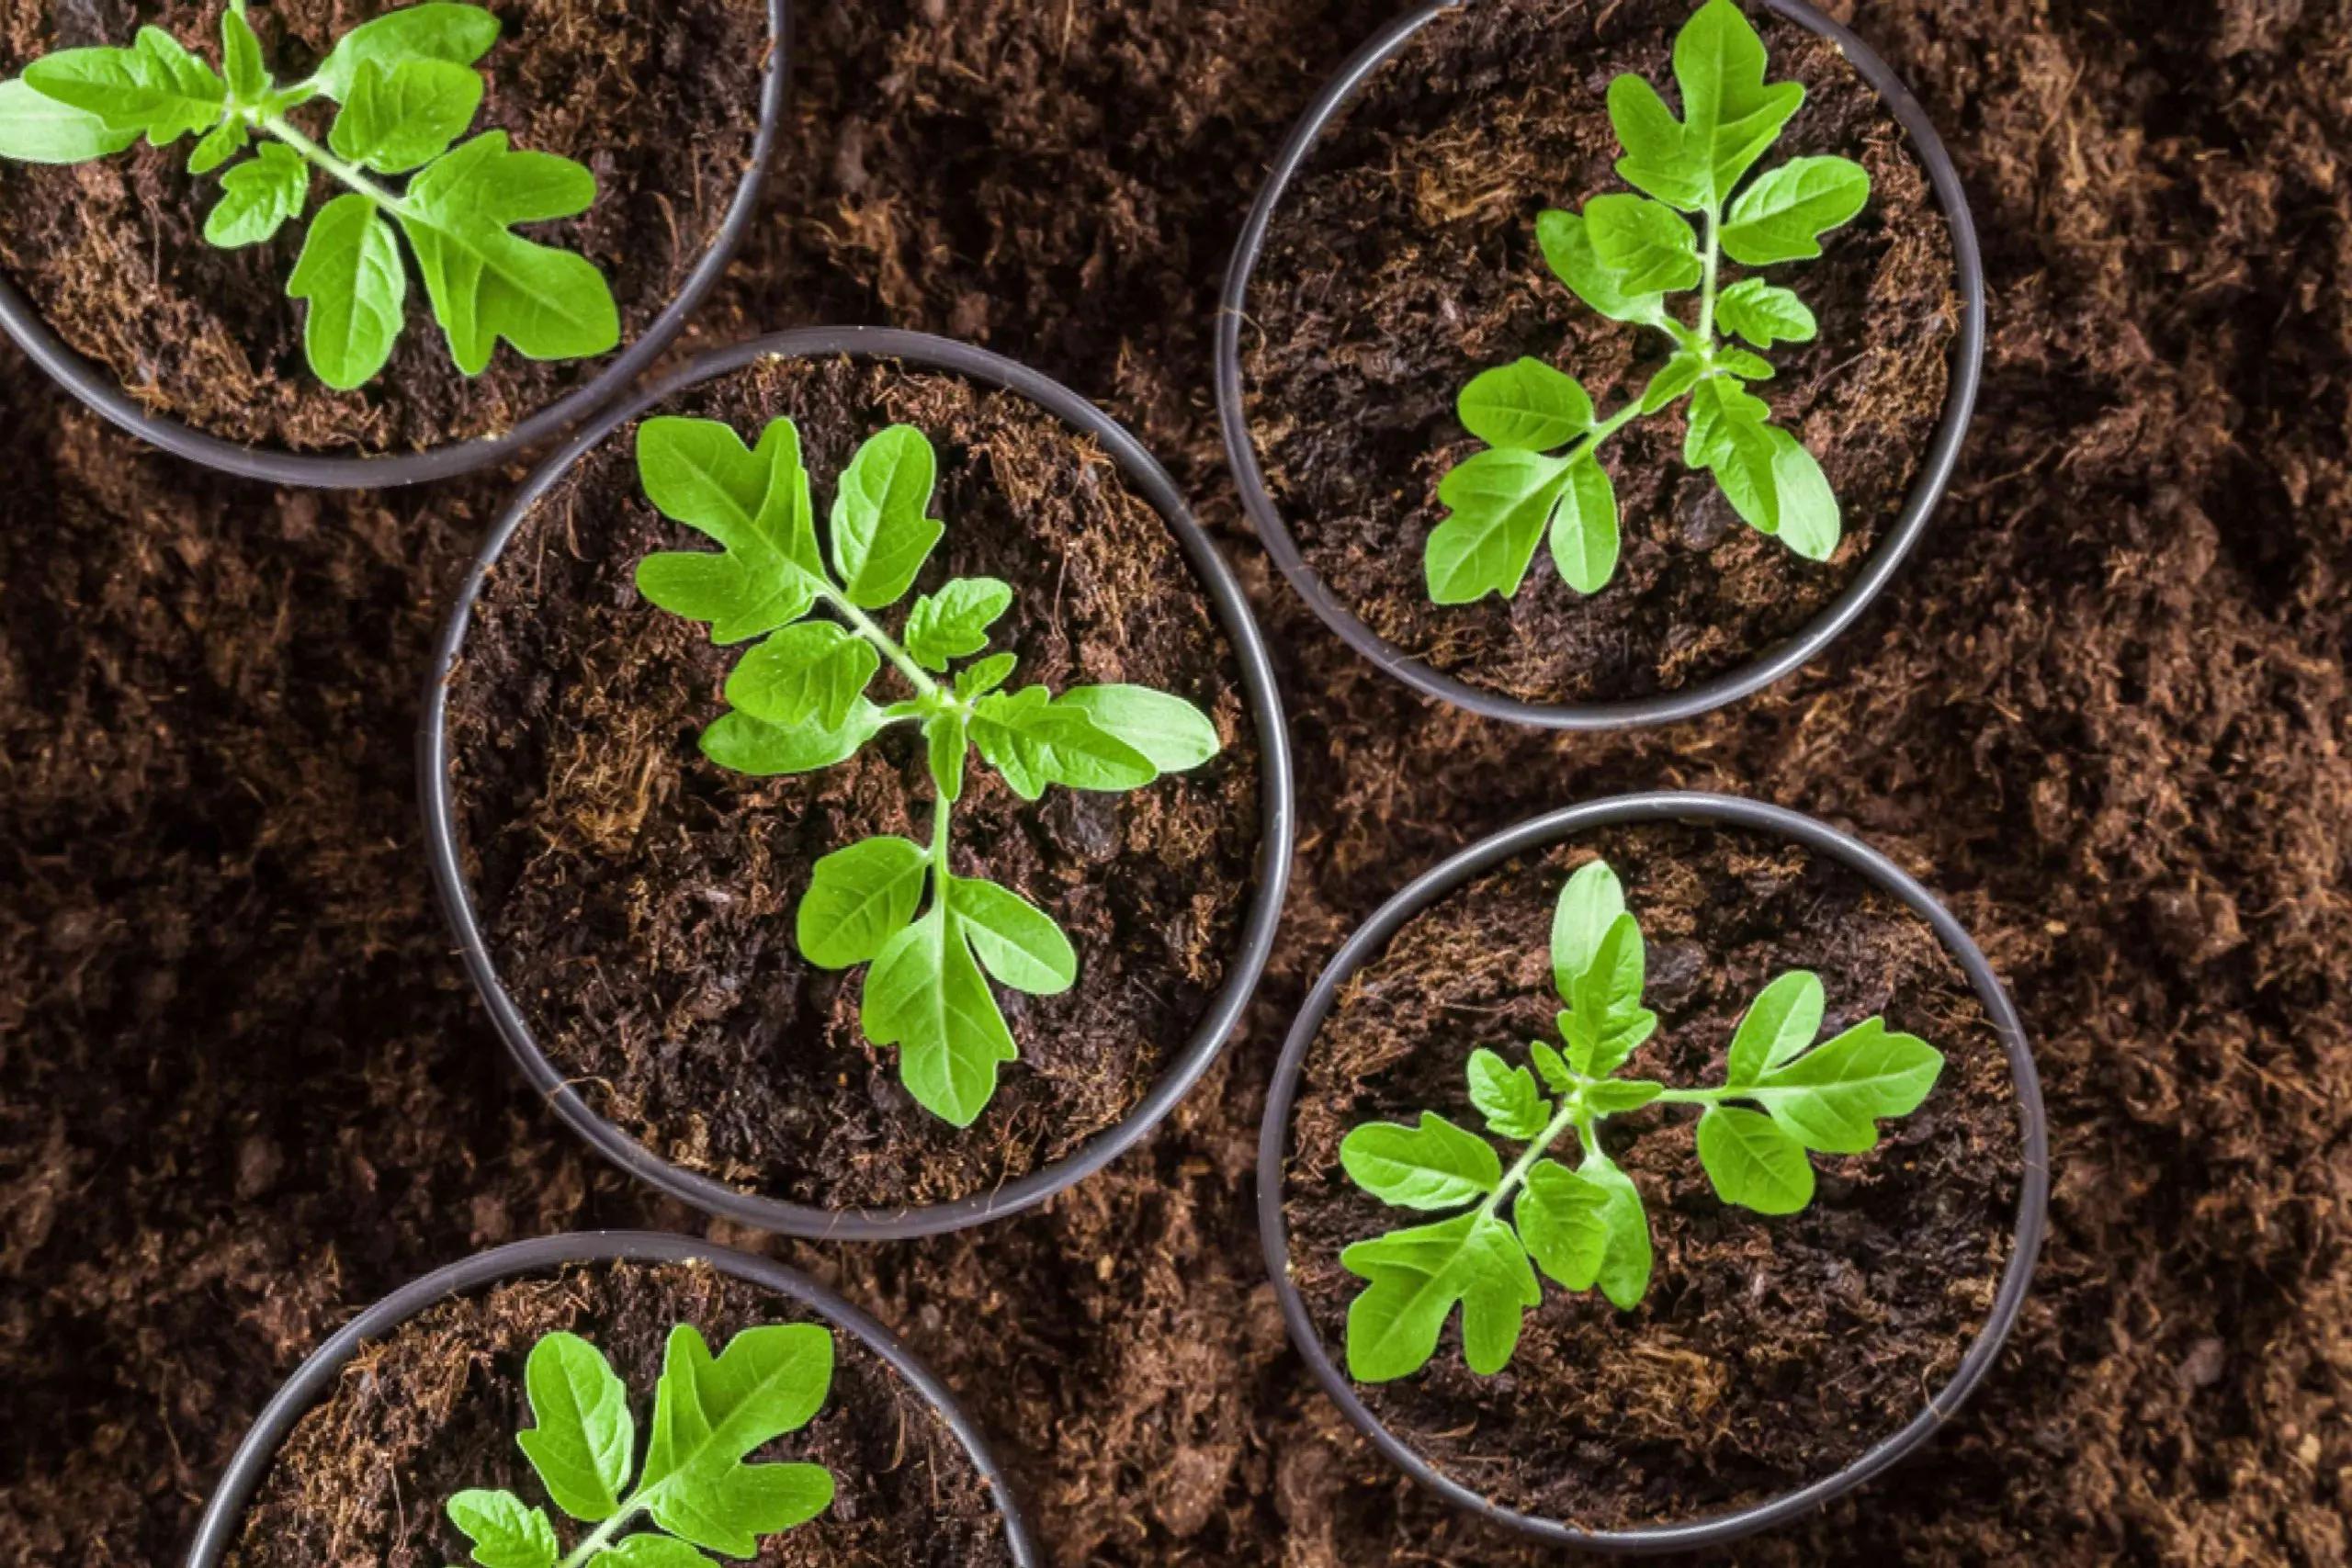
top-left (180, 1230), bottom-right (1042, 1568)
top-left (1214, 0), bottom-right (1987, 731)
top-left (421, 326), bottom-right (1295, 1241)
top-left (0, 0), bottom-right (791, 491)
top-left (1256, 792), bottom-right (2051, 1552)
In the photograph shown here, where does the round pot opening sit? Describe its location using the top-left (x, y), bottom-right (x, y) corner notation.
top-left (1258, 793), bottom-right (2049, 1551)
top-left (1216, 0), bottom-right (1987, 730)
top-left (0, 0), bottom-right (792, 490)
top-left (423, 326), bottom-right (1295, 1240)
top-left (183, 1231), bottom-right (1041, 1568)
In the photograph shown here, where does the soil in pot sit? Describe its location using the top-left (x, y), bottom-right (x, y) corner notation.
top-left (0, 0), bottom-right (767, 456)
top-left (1283, 819), bottom-right (2022, 1529)
top-left (445, 353), bottom-right (1263, 1213)
top-left (1240, 0), bottom-right (1959, 707)
top-left (221, 1259), bottom-right (1015, 1568)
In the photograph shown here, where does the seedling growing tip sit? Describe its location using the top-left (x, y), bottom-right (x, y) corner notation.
top-left (447, 1324), bottom-right (835, 1568)
top-left (1338, 857), bottom-right (1944, 1382)
top-left (1427, 0), bottom-right (1870, 604)
top-left (635, 414), bottom-right (1224, 1129)
top-left (0, 2), bottom-right (619, 389)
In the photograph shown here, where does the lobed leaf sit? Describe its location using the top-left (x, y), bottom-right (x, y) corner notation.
top-left (1458, 357), bottom-right (1593, 452)
top-left (187, 115), bottom-right (248, 175)
top-left (1583, 192), bottom-right (1702, 294)
top-left (1341, 1212), bottom-right (1539, 1382)
top-left (330, 56), bottom-right (482, 174)
top-left (903, 577), bottom-right (1012, 671)
top-left (726, 622), bottom-right (878, 731)
top-left (1514, 1158), bottom-right (1611, 1290)
top-left (1665, 0), bottom-right (1805, 209)
top-left (26, 28), bottom-right (226, 146)
top-left (1340, 1111), bottom-right (1500, 1211)
top-left (829, 426), bottom-right (944, 609)
top-left (635, 417), bottom-right (824, 645)
top-left (287, 192), bottom-right (406, 390)
top-left (640, 1324), bottom-right (837, 1555)
top-left (949, 876), bottom-right (1077, 995)
top-left (1722, 155), bottom-right (1871, 265)
top-left (1694, 1104), bottom-right (1815, 1213)
top-left (699, 703), bottom-right (887, 778)
top-left (1427, 446), bottom-right (1569, 604)
top-left (205, 142), bottom-right (309, 247)
top-left (1747, 1017), bottom-right (1943, 1154)
top-left (1716, 276), bottom-right (1817, 346)
top-left (797, 836), bottom-right (929, 970)
top-left (316, 3), bottom-right (502, 100)
top-left (1725, 970), bottom-right (1825, 1086)
top-left (862, 908), bottom-right (1019, 1127)
top-left (1564, 913), bottom-right (1657, 1077)
top-left (516, 1332), bottom-right (636, 1523)
top-left (447, 1490), bottom-right (560, 1568)
top-left (1466, 1047), bottom-right (1552, 1141)
top-left (1534, 208), bottom-right (1666, 325)
top-left (970, 687), bottom-right (1156, 799)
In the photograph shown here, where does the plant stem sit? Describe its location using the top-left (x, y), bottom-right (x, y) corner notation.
top-left (556, 1499), bottom-right (648, 1568)
top-left (260, 112), bottom-right (413, 219)
top-left (1653, 1085), bottom-right (1736, 1106)
top-left (928, 788), bottom-right (954, 881)
top-left (822, 589), bottom-right (944, 703)
top-left (1698, 202), bottom-right (1724, 344)
top-left (1474, 1099), bottom-right (1591, 1224)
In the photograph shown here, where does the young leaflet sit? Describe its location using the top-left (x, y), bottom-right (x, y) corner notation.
top-left (1427, 0), bottom-right (1870, 604)
top-left (0, 2), bottom-right (618, 389)
top-left (634, 414), bottom-right (1224, 1128)
top-left (447, 1324), bottom-right (834, 1568)
top-left (1338, 857), bottom-right (1944, 1382)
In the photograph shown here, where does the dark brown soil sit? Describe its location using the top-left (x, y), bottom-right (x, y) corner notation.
top-left (225, 1260), bottom-right (1013, 1568)
top-left (1241, 0), bottom-right (1958, 705)
top-left (0, 0), bottom-right (767, 456)
top-left (6, 2), bottom-right (2351, 1567)
top-left (1283, 822), bottom-right (2021, 1529)
top-left (444, 354), bottom-right (1262, 1212)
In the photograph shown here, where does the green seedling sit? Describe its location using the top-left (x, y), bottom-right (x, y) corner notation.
top-left (1338, 857), bottom-right (1943, 1382)
top-left (0, 1), bottom-right (618, 390)
top-left (447, 1324), bottom-right (834, 1568)
top-left (1427, 0), bottom-right (1870, 604)
top-left (635, 414), bottom-right (1224, 1129)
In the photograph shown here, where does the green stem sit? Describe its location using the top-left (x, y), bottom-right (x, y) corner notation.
top-left (1698, 202), bottom-right (1724, 344)
top-left (1474, 1100), bottom-right (1591, 1224)
top-left (557, 1499), bottom-right (649, 1568)
top-left (928, 788), bottom-right (954, 881)
top-left (823, 589), bottom-right (944, 702)
top-left (260, 112), bottom-right (412, 219)
top-left (1653, 1085), bottom-right (1736, 1106)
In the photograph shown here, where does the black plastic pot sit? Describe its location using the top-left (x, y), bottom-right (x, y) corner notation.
top-left (1215, 0), bottom-right (1986, 731)
top-left (0, 0), bottom-right (790, 491)
top-left (422, 326), bottom-right (1295, 1240)
top-left (181, 1230), bottom-right (1040, 1568)
top-left (1257, 792), bottom-right (2049, 1552)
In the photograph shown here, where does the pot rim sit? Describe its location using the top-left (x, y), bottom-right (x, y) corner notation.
top-left (420, 325), bottom-right (1297, 1240)
top-left (1213, 0), bottom-right (1987, 731)
top-left (180, 1229), bottom-right (1042, 1568)
top-left (0, 0), bottom-right (792, 491)
top-left (1255, 791), bottom-right (2051, 1552)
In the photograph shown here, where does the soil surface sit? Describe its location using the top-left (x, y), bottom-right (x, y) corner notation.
top-left (225, 1260), bottom-right (1013, 1568)
top-left (4, 1), bottom-right (2349, 1566)
top-left (0, 0), bottom-right (767, 455)
top-left (444, 354), bottom-right (1261, 1212)
top-left (1284, 822), bottom-right (2021, 1529)
top-left (1242, 0), bottom-right (1958, 705)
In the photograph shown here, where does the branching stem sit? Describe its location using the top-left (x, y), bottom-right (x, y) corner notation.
top-left (556, 1496), bottom-right (650, 1568)
top-left (259, 111), bottom-right (413, 218)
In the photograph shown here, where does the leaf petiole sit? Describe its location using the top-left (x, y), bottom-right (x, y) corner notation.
top-left (259, 111), bottom-right (412, 219)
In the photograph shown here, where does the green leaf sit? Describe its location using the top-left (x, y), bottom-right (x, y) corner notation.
top-left (1465, 1048), bottom-right (1551, 1141)
top-left (286, 192), bottom-right (406, 390)
top-left (447, 1490), bottom-right (559, 1568)
top-left (1427, 447), bottom-right (1568, 604)
top-left (1583, 193), bottom-right (1702, 294)
top-left (1514, 1158), bottom-right (1611, 1290)
top-left (220, 7), bottom-right (267, 103)
top-left (949, 876), bottom-right (1076, 995)
top-left (0, 77), bottom-right (141, 163)
top-left (924, 709), bottom-right (968, 802)
top-left (863, 908), bottom-right (1018, 1127)
top-left (204, 143), bottom-right (308, 247)
top-left (400, 131), bottom-right (617, 376)
top-left (331, 57), bottom-right (483, 174)
top-left (1717, 346), bottom-right (1775, 380)
top-left (1769, 427), bottom-right (1841, 560)
top-left (1581, 1156), bottom-right (1656, 1309)
top-left (1550, 859), bottom-right (1626, 998)
top-left (956, 653), bottom-right (1016, 698)
top-left (593, 1539), bottom-right (712, 1568)
top-left (830, 426), bottom-right (944, 609)
top-left (1695, 1105), bottom-right (1815, 1213)
top-left (187, 116), bottom-right (246, 175)
top-left (1529, 1040), bottom-right (1574, 1096)
top-left (1563, 913), bottom-right (1657, 1077)
top-left (727, 622), bottom-right (877, 731)
top-left (639, 1324), bottom-right (837, 1554)
top-left (1548, 454), bottom-right (1620, 595)
top-left (1723, 155), bottom-right (1871, 265)
top-left (515, 1333), bottom-right (634, 1523)
top-left (1615, 0), bottom-right (1804, 211)
top-left (26, 28), bottom-right (226, 145)
top-left (699, 702), bottom-right (887, 778)
top-left (1725, 970), bottom-right (1825, 1086)
top-left (969, 687), bottom-right (1157, 799)
top-left (1458, 358), bottom-right (1592, 451)
top-left (1533, 209), bottom-right (1666, 325)
top-left (1685, 375), bottom-right (1781, 532)
top-left (797, 836), bottom-right (929, 970)
top-left (635, 417), bottom-right (824, 644)
top-left (1716, 277), bottom-right (1817, 347)
top-left (1057, 685), bottom-right (1220, 773)
top-left (1587, 1079), bottom-right (1664, 1114)
top-left (316, 4), bottom-right (502, 100)
top-left (1748, 1017), bottom-right (1943, 1154)
top-left (1341, 1213), bottom-right (1539, 1381)
top-left (903, 578), bottom-right (1012, 671)
top-left (1640, 350), bottom-right (1709, 414)
top-left (1340, 1112), bottom-right (1500, 1211)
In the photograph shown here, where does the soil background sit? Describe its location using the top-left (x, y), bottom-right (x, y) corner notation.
top-left (1, 1), bottom-right (2347, 1565)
